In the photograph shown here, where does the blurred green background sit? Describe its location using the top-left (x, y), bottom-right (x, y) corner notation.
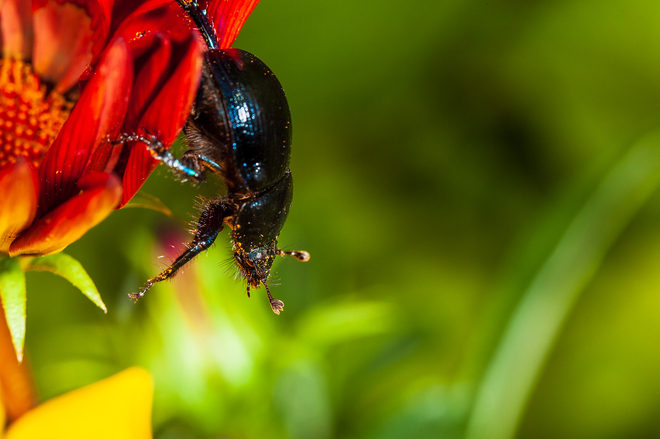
top-left (22, 0), bottom-right (660, 438)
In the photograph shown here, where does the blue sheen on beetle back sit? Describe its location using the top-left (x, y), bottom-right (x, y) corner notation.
top-left (209, 49), bottom-right (292, 192)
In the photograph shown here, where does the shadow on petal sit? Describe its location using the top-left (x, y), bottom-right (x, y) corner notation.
top-left (9, 172), bottom-right (122, 257)
top-left (0, 159), bottom-right (39, 253)
top-left (5, 367), bottom-right (153, 439)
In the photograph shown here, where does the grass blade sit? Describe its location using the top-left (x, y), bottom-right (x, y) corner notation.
top-left (466, 132), bottom-right (660, 439)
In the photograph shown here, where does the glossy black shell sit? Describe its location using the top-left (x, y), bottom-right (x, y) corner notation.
top-left (234, 171), bottom-right (293, 249)
top-left (186, 48), bottom-right (292, 193)
top-left (131, 0), bottom-right (305, 310)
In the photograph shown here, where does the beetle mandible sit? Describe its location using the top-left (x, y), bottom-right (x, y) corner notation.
top-left (123, 0), bottom-right (309, 314)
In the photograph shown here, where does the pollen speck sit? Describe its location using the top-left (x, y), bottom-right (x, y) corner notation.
top-left (0, 59), bottom-right (73, 171)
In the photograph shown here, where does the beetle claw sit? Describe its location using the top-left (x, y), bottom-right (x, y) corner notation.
top-left (128, 291), bottom-right (143, 303)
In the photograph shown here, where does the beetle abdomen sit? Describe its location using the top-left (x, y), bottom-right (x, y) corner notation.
top-left (195, 49), bottom-right (292, 192)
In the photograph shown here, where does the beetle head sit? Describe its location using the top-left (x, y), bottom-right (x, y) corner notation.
top-left (234, 239), bottom-right (287, 314)
top-left (233, 240), bottom-right (277, 289)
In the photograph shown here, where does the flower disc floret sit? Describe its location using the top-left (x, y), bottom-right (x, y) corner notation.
top-left (0, 59), bottom-right (73, 171)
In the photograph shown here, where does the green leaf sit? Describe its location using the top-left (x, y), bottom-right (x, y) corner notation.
top-left (0, 257), bottom-right (27, 362)
top-left (24, 253), bottom-right (107, 313)
top-left (123, 191), bottom-right (173, 217)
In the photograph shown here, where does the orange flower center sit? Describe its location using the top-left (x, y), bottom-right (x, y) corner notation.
top-left (0, 58), bottom-right (73, 172)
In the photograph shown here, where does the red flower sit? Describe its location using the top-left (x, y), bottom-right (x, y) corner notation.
top-left (0, 0), bottom-right (200, 256)
top-left (0, 0), bottom-right (261, 257)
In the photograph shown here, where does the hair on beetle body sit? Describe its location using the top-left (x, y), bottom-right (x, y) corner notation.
top-left (117, 0), bottom-right (309, 314)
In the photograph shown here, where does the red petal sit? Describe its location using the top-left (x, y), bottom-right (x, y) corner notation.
top-left (113, 1), bottom-right (193, 46)
top-left (131, 34), bottom-right (202, 146)
top-left (0, 0), bottom-right (33, 59)
top-left (201, 0), bottom-right (260, 48)
top-left (0, 304), bottom-right (36, 420)
top-left (120, 33), bottom-right (202, 206)
top-left (32, 0), bottom-right (112, 93)
top-left (115, 3), bottom-right (202, 133)
top-left (110, 0), bottom-right (174, 38)
top-left (39, 36), bottom-right (133, 215)
top-left (0, 159), bottom-right (39, 253)
top-left (9, 172), bottom-right (121, 257)
top-left (119, 140), bottom-right (154, 208)
top-left (82, 0), bottom-right (114, 57)
top-left (33, 0), bottom-right (113, 55)
top-left (123, 33), bottom-right (173, 131)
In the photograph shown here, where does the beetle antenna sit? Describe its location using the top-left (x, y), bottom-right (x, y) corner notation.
top-left (262, 281), bottom-right (284, 315)
top-left (278, 249), bottom-right (310, 262)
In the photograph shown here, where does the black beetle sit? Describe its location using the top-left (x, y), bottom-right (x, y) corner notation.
top-left (123, 0), bottom-right (308, 314)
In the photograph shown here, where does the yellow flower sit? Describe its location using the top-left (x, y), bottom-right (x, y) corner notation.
top-left (0, 310), bottom-right (153, 438)
top-left (4, 367), bottom-right (153, 439)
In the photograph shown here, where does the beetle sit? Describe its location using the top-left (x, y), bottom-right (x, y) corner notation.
top-left (122, 0), bottom-right (309, 314)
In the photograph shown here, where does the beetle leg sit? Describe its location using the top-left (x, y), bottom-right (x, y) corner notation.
top-left (141, 135), bottom-right (205, 182)
top-left (175, 0), bottom-right (218, 50)
top-left (181, 151), bottom-right (226, 179)
top-left (114, 133), bottom-right (205, 182)
top-left (130, 198), bottom-right (236, 301)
